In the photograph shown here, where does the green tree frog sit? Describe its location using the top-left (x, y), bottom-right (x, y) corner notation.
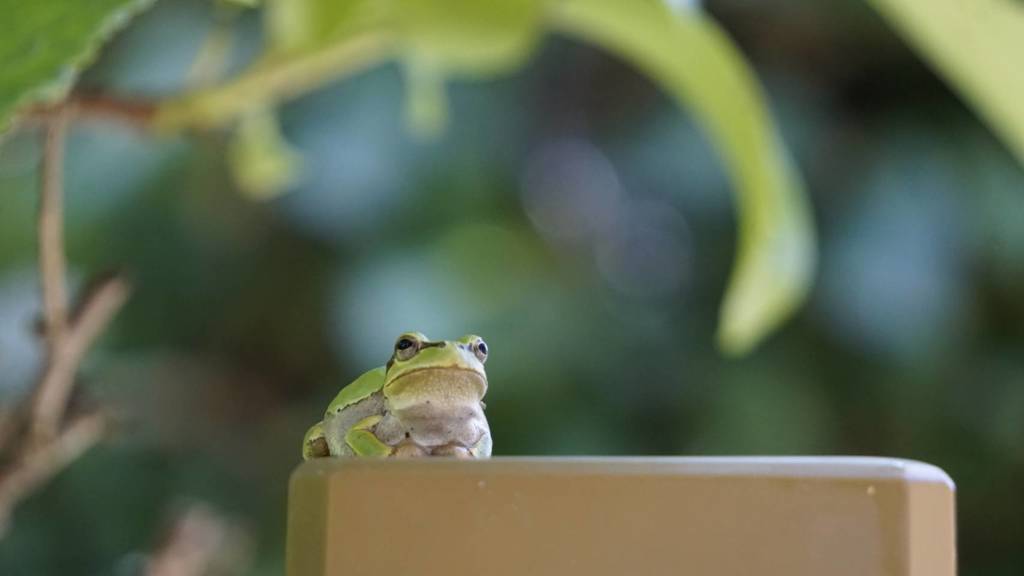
top-left (302, 332), bottom-right (492, 459)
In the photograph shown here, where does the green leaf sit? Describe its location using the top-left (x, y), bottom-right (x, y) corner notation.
top-left (263, 0), bottom-right (542, 137)
top-left (391, 0), bottom-right (543, 76)
top-left (0, 0), bottom-right (155, 130)
top-left (160, 0), bottom-right (812, 353)
top-left (551, 0), bottom-right (815, 355)
top-left (165, 0), bottom-right (545, 131)
top-left (391, 0), bottom-right (542, 136)
top-left (264, 0), bottom-right (383, 55)
top-left (265, 0), bottom-right (544, 77)
top-left (168, 0), bottom-right (814, 353)
top-left (867, 0), bottom-right (1024, 165)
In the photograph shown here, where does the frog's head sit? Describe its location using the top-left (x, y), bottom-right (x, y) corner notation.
top-left (382, 332), bottom-right (489, 402)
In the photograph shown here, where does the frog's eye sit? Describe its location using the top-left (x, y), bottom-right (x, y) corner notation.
top-left (395, 335), bottom-right (421, 361)
top-left (472, 338), bottom-right (488, 363)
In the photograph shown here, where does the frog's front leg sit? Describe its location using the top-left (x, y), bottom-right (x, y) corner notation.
top-left (344, 415), bottom-right (394, 457)
top-left (302, 421), bottom-right (329, 460)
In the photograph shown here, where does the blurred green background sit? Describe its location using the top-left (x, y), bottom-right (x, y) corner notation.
top-left (2, 0), bottom-right (1023, 574)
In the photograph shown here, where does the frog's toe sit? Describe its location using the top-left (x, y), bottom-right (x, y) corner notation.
top-left (432, 443), bottom-right (473, 459)
top-left (392, 440), bottom-right (428, 458)
top-left (302, 422), bottom-right (329, 460)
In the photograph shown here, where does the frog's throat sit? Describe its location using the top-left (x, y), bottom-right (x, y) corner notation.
top-left (383, 365), bottom-right (487, 398)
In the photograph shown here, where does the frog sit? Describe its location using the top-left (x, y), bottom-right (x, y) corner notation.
top-left (302, 332), bottom-right (492, 459)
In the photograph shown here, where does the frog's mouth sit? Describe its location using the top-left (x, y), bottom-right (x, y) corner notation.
top-left (383, 366), bottom-right (487, 402)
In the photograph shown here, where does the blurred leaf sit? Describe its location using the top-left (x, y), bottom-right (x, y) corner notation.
top-left (265, 0), bottom-right (543, 72)
top-left (263, 0), bottom-right (383, 55)
top-left (160, 0), bottom-right (544, 131)
top-left (551, 0), bottom-right (815, 355)
top-left (0, 0), bottom-right (155, 130)
top-left (158, 0), bottom-right (393, 131)
top-left (391, 0), bottom-right (543, 76)
top-left (867, 0), bottom-right (1024, 164)
top-left (159, 0), bottom-right (814, 353)
top-left (227, 108), bottom-right (303, 200)
top-left (393, 0), bottom-right (542, 137)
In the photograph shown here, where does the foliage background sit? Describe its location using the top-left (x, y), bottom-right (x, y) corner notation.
top-left (1, 0), bottom-right (1023, 574)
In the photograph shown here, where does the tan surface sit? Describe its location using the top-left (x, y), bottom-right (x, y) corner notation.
top-left (287, 457), bottom-right (956, 576)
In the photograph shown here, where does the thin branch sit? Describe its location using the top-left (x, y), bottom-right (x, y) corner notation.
top-left (30, 274), bottom-right (131, 442)
top-left (157, 30), bottom-right (394, 130)
top-left (19, 96), bottom-right (157, 129)
top-left (38, 109), bottom-right (69, 352)
top-left (0, 111), bottom-right (132, 539)
top-left (69, 95), bottom-right (157, 125)
top-left (69, 272), bottom-right (133, 352)
top-left (0, 412), bottom-right (107, 536)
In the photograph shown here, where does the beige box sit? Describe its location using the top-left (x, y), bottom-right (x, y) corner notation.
top-left (287, 457), bottom-right (955, 576)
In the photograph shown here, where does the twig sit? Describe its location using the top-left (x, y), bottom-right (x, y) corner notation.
top-left (30, 112), bottom-right (130, 443)
top-left (38, 109), bottom-right (69, 351)
top-left (156, 30), bottom-right (394, 130)
top-left (0, 110), bottom-right (132, 539)
top-left (30, 274), bottom-right (131, 441)
top-left (19, 95), bottom-right (157, 129)
top-left (145, 504), bottom-right (252, 576)
top-left (0, 412), bottom-right (107, 536)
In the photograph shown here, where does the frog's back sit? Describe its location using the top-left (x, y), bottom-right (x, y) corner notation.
top-left (326, 366), bottom-right (386, 415)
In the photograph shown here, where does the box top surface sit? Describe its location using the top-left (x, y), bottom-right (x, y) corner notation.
top-left (291, 455), bottom-right (954, 488)
top-left (287, 456), bottom-right (956, 576)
